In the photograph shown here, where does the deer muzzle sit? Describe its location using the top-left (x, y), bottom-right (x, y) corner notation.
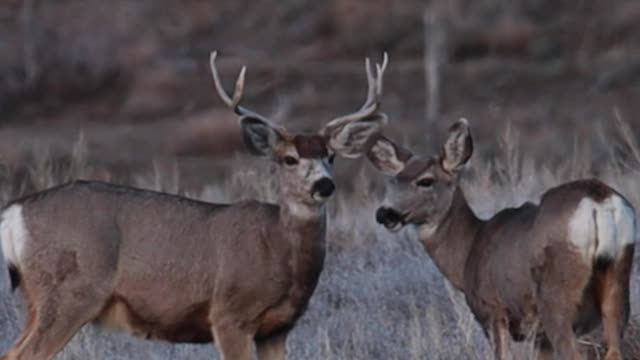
top-left (311, 177), bottom-right (335, 201)
top-left (375, 207), bottom-right (407, 232)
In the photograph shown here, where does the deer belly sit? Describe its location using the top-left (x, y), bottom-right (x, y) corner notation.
top-left (95, 297), bottom-right (212, 343)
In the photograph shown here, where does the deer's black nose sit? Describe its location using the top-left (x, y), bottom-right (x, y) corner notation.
top-left (312, 177), bottom-right (335, 198)
top-left (376, 207), bottom-right (404, 225)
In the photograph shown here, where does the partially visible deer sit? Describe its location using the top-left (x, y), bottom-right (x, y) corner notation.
top-left (368, 119), bottom-right (636, 360)
top-left (0, 52), bottom-right (388, 360)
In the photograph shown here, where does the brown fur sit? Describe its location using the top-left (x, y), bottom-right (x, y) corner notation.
top-left (1, 181), bottom-right (327, 360)
top-left (0, 106), bottom-right (382, 360)
top-left (410, 183), bottom-right (631, 360)
top-left (542, 178), bottom-right (615, 204)
top-left (292, 135), bottom-right (329, 158)
top-left (0, 51), bottom-right (386, 360)
top-left (369, 121), bottom-right (636, 360)
top-left (397, 157), bottom-right (436, 181)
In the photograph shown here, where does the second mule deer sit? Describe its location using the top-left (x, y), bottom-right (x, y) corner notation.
top-left (368, 119), bottom-right (636, 360)
top-left (0, 52), bottom-right (388, 360)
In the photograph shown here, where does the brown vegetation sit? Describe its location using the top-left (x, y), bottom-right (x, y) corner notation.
top-left (0, 1), bottom-right (639, 189)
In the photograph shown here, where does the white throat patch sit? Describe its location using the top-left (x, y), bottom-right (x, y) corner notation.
top-left (418, 222), bottom-right (439, 239)
top-left (285, 202), bottom-right (325, 220)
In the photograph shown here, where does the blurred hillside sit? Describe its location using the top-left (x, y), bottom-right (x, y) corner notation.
top-left (1, 0), bottom-right (640, 188)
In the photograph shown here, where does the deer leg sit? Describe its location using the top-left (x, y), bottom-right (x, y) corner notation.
top-left (538, 245), bottom-right (591, 360)
top-left (212, 323), bottom-right (254, 360)
top-left (538, 299), bottom-right (585, 360)
top-left (1, 294), bottom-right (37, 360)
top-left (2, 288), bottom-right (106, 360)
top-left (490, 317), bottom-right (513, 360)
top-left (598, 245), bottom-right (634, 360)
top-left (256, 332), bottom-right (287, 360)
top-left (539, 320), bottom-right (584, 360)
top-left (535, 348), bottom-right (554, 360)
top-left (0, 304), bottom-right (36, 360)
top-left (1, 247), bottom-right (114, 360)
top-left (535, 337), bottom-right (554, 360)
top-left (598, 272), bottom-right (623, 360)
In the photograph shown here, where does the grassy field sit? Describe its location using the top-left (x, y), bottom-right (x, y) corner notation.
top-left (0, 119), bottom-right (639, 360)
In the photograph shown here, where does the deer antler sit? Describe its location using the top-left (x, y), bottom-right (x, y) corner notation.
top-left (322, 52), bottom-right (388, 134)
top-left (209, 51), bottom-right (270, 122)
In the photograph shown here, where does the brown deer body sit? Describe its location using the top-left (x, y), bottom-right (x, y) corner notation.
top-left (0, 52), bottom-right (389, 360)
top-left (369, 119), bottom-right (636, 360)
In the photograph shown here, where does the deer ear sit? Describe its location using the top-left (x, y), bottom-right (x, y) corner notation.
top-left (441, 118), bottom-right (473, 173)
top-left (240, 116), bottom-right (283, 157)
top-left (367, 135), bottom-right (407, 176)
top-left (327, 114), bottom-right (387, 158)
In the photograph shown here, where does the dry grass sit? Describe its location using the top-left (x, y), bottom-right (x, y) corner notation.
top-left (0, 121), bottom-right (639, 359)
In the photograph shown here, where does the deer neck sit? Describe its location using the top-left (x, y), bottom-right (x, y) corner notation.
top-left (417, 186), bottom-right (482, 290)
top-left (279, 200), bottom-right (327, 293)
top-left (279, 201), bottom-right (327, 245)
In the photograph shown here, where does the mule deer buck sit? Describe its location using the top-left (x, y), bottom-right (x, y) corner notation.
top-left (368, 119), bottom-right (636, 360)
top-left (0, 52), bottom-right (388, 360)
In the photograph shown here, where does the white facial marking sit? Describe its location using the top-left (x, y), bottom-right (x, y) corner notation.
top-left (282, 157), bottom-right (332, 217)
top-left (418, 222), bottom-right (439, 239)
top-left (388, 222), bottom-right (404, 232)
top-left (568, 195), bottom-right (636, 261)
top-left (306, 159), bottom-right (331, 181)
top-left (312, 193), bottom-right (327, 202)
top-left (305, 158), bottom-right (333, 201)
top-left (1, 204), bottom-right (29, 268)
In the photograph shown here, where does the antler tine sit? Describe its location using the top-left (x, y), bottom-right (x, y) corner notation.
top-left (209, 51), bottom-right (269, 120)
top-left (323, 53), bottom-right (389, 132)
top-left (209, 51), bottom-right (236, 109)
top-left (363, 52), bottom-right (388, 107)
top-left (231, 66), bottom-right (247, 109)
top-left (360, 57), bottom-right (376, 111)
top-left (375, 52), bottom-right (388, 98)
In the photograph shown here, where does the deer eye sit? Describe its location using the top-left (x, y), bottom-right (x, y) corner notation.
top-left (416, 178), bottom-right (435, 188)
top-left (284, 156), bottom-right (299, 166)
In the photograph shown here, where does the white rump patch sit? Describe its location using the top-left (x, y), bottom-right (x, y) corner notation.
top-left (568, 195), bottom-right (636, 261)
top-left (0, 204), bottom-right (29, 268)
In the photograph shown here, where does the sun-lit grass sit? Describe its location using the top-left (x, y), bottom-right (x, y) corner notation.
top-left (0, 120), bottom-right (639, 359)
